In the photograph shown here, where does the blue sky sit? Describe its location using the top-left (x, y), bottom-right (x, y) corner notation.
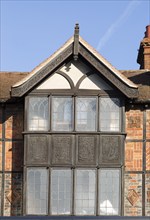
top-left (0, 0), bottom-right (150, 72)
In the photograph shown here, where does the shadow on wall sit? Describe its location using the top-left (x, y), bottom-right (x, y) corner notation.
top-left (3, 102), bottom-right (24, 216)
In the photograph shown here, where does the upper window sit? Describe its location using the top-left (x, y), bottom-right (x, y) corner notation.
top-left (100, 98), bottom-right (120, 131)
top-left (27, 96), bottom-right (121, 132)
top-left (28, 97), bottom-right (49, 131)
top-left (52, 97), bottom-right (73, 131)
top-left (76, 97), bottom-right (97, 131)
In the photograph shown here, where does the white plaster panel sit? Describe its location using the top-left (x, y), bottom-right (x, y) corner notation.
top-left (79, 74), bottom-right (112, 90)
top-left (60, 60), bottom-right (91, 86)
top-left (36, 73), bottom-right (71, 89)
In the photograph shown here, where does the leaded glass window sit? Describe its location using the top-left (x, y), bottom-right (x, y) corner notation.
top-left (51, 169), bottom-right (72, 215)
top-left (100, 98), bottom-right (120, 131)
top-left (76, 97), bottom-right (97, 131)
top-left (52, 97), bottom-right (73, 131)
top-left (26, 168), bottom-right (48, 215)
top-left (99, 169), bottom-right (120, 215)
top-left (75, 169), bottom-right (96, 215)
top-left (28, 97), bottom-right (49, 131)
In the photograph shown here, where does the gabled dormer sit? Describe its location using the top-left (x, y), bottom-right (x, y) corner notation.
top-left (11, 24), bottom-right (138, 99)
top-left (11, 25), bottom-right (139, 216)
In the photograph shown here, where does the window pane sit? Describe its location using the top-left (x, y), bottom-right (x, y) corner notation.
top-left (52, 97), bottom-right (73, 131)
top-left (28, 97), bottom-right (49, 131)
top-left (99, 169), bottom-right (120, 215)
top-left (76, 97), bottom-right (96, 131)
top-left (51, 169), bottom-right (72, 215)
top-left (75, 169), bottom-right (96, 215)
top-left (100, 98), bottom-right (120, 131)
top-left (26, 168), bottom-right (48, 215)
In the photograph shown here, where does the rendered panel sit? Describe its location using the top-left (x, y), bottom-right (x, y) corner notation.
top-left (79, 74), bottom-right (112, 90)
top-left (37, 73), bottom-right (71, 89)
top-left (60, 60), bottom-right (90, 86)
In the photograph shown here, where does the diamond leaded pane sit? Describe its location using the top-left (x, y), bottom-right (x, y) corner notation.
top-left (51, 169), bottom-right (72, 215)
top-left (75, 169), bottom-right (96, 215)
top-left (100, 98), bottom-right (120, 131)
top-left (76, 97), bottom-right (96, 131)
top-left (28, 97), bottom-right (49, 131)
top-left (26, 168), bottom-right (48, 215)
top-left (52, 97), bottom-right (73, 131)
top-left (99, 169), bottom-right (120, 215)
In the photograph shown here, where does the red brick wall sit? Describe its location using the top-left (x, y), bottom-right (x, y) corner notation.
top-left (0, 104), bottom-right (24, 216)
top-left (124, 105), bottom-right (150, 216)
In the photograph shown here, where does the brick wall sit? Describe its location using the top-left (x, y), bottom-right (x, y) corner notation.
top-left (0, 103), bottom-right (150, 216)
top-left (124, 105), bottom-right (150, 216)
top-left (0, 103), bottom-right (24, 216)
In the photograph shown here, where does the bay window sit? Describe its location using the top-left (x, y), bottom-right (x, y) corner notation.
top-left (25, 95), bottom-right (123, 216)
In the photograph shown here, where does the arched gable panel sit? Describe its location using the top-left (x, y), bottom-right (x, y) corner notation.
top-left (60, 60), bottom-right (91, 86)
top-left (79, 73), bottom-right (112, 90)
top-left (36, 73), bottom-right (71, 90)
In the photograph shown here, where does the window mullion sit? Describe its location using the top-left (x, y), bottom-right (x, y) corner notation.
top-left (72, 168), bottom-right (75, 215)
top-left (49, 95), bottom-right (52, 131)
top-left (74, 96), bottom-right (76, 132)
top-left (48, 168), bottom-right (51, 215)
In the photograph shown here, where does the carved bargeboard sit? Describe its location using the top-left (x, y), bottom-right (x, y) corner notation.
top-left (26, 135), bottom-right (49, 165)
top-left (76, 135), bottom-right (97, 165)
top-left (52, 135), bottom-right (73, 165)
top-left (100, 135), bottom-right (121, 164)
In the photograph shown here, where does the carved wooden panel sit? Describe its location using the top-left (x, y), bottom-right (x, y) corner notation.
top-left (99, 135), bottom-right (121, 164)
top-left (26, 135), bottom-right (49, 165)
top-left (52, 135), bottom-right (74, 165)
top-left (76, 135), bottom-right (97, 165)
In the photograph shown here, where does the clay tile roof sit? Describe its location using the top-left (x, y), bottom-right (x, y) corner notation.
top-left (0, 72), bottom-right (29, 101)
top-left (120, 70), bottom-right (150, 102)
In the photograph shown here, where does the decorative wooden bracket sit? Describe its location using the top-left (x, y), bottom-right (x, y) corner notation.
top-left (73, 23), bottom-right (79, 61)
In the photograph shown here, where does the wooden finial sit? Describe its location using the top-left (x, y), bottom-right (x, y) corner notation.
top-left (73, 23), bottom-right (79, 60)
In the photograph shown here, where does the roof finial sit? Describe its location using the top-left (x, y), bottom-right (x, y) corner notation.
top-left (73, 23), bottom-right (79, 60)
top-left (74, 23), bottom-right (79, 35)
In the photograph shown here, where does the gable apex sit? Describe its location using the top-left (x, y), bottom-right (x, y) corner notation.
top-left (11, 25), bottom-right (138, 98)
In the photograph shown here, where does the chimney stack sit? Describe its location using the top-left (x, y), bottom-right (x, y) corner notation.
top-left (137, 25), bottom-right (150, 69)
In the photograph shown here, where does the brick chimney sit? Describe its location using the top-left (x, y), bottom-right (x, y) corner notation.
top-left (137, 25), bottom-right (150, 69)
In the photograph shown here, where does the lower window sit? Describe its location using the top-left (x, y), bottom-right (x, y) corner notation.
top-left (26, 168), bottom-right (121, 215)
